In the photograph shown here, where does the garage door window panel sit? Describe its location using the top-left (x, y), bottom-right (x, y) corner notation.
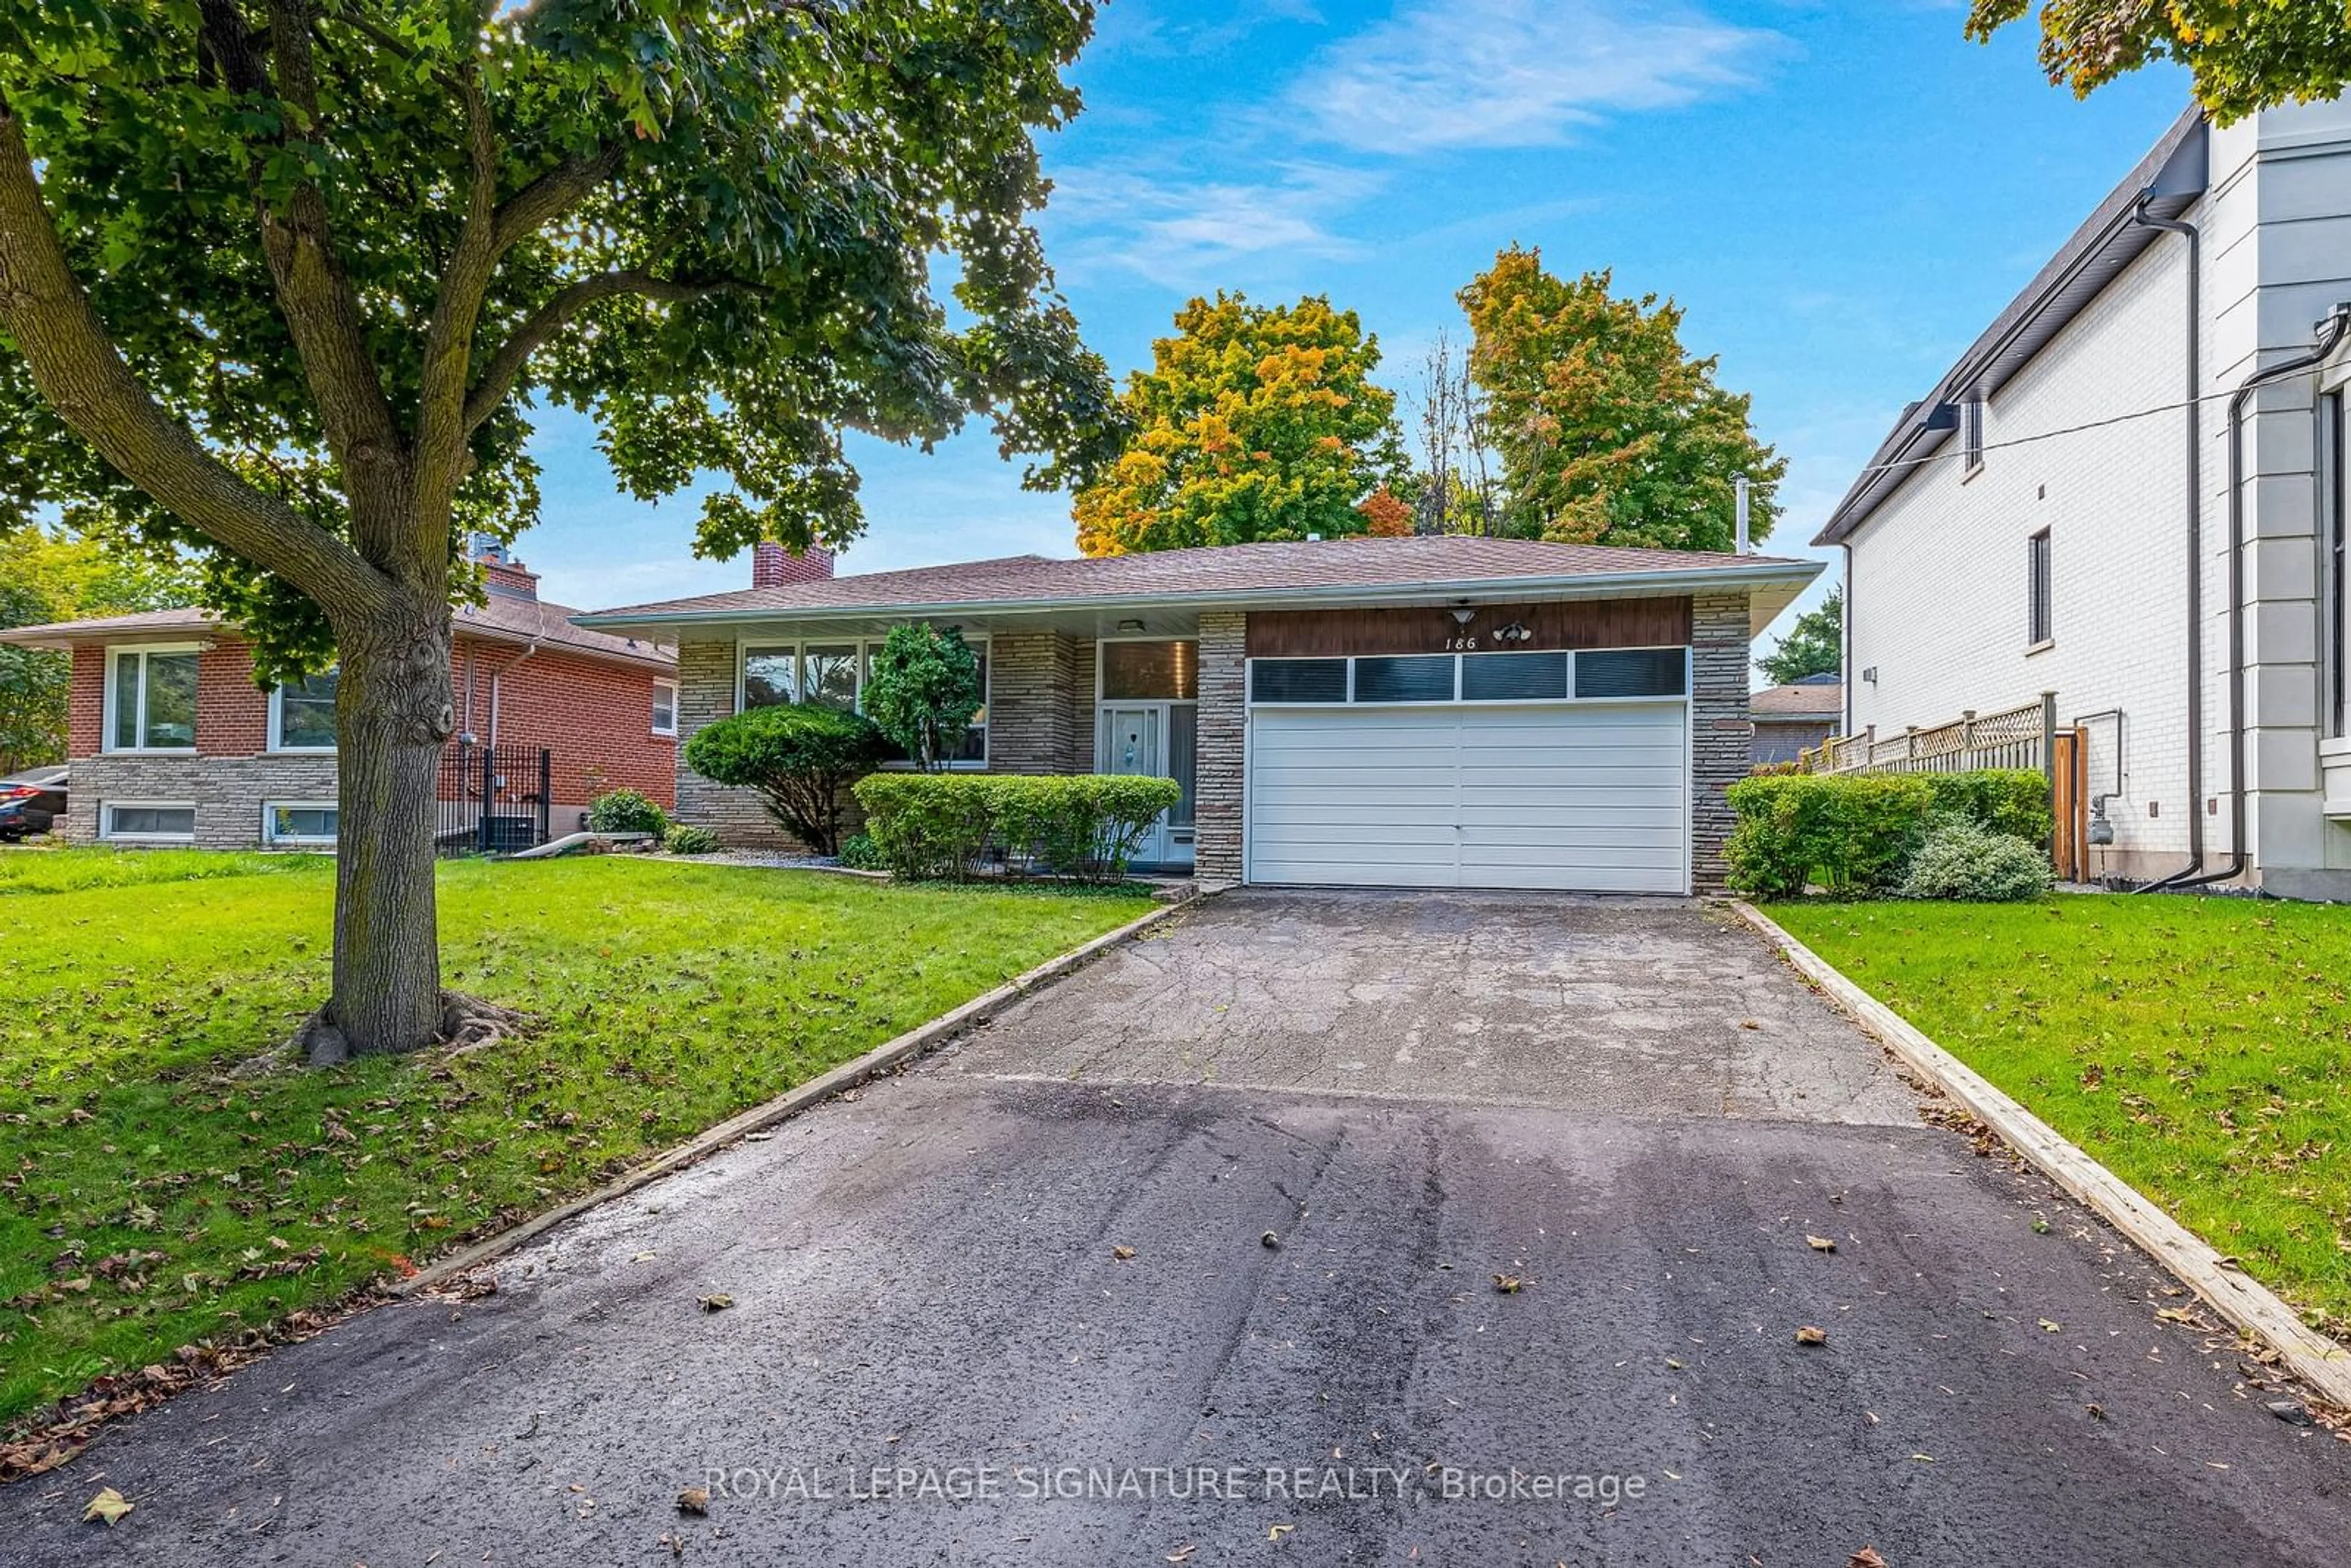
top-left (1352, 655), bottom-right (1456, 703)
top-left (1573, 648), bottom-right (1687, 699)
top-left (1461, 651), bottom-right (1568, 702)
top-left (1250, 658), bottom-right (1348, 703)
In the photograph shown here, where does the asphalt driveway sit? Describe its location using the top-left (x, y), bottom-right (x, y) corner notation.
top-left (4, 893), bottom-right (2347, 1566)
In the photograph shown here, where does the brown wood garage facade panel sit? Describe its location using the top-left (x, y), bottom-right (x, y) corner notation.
top-left (1245, 596), bottom-right (1694, 658)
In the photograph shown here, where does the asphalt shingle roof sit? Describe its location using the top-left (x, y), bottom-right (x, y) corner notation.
top-left (1750, 681), bottom-right (1845, 717)
top-left (579, 535), bottom-right (1812, 624)
top-left (0, 595), bottom-right (674, 669)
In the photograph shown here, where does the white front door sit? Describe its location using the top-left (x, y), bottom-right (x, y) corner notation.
top-left (1097, 703), bottom-right (1194, 869)
top-left (1245, 702), bottom-right (1689, 892)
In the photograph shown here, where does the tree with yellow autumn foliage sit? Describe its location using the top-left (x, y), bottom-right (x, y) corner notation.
top-left (1074, 294), bottom-right (1406, 555)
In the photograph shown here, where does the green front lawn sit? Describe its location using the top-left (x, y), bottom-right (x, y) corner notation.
top-left (0, 852), bottom-right (1153, 1425)
top-left (1771, 896), bottom-right (2351, 1338)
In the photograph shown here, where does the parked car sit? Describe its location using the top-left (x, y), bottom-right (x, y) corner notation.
top-left (0, 764), bottom-right (67, 842)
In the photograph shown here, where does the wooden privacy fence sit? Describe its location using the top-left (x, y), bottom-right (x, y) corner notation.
top-left (1798, 695), bottom-right (2091, 880)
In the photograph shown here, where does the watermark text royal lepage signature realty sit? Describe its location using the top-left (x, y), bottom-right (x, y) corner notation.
top-left (702, 1462), bottom-right (1649, 1508)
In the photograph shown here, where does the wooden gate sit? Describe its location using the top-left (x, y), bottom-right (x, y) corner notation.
top-left (2050, 727), bottom-right (2088, 881)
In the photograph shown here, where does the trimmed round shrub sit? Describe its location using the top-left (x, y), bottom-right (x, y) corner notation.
top-left (662, 823), bottom-right (722, 855)
top-left (838, 832), bottom-right (885, 871)
top-left (1898, 817), bottom-right (2053, 902)
top-left (588, 789), bottom-right (670, 837)
top-left (683, 703), bottom-right (888, 855)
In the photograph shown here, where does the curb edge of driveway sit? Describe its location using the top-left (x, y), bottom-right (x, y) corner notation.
top-left (1728, 898), bottom-right (2351, 1411)
top-left (396, 888), bottom-right (1199, 1298)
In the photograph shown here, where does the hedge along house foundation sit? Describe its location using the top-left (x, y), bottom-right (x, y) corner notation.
top-left (575, 538), bottom-right (1818, 893)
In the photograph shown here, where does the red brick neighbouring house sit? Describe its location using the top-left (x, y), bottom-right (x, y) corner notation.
top-left (1, 545), bottom-right (677, 849)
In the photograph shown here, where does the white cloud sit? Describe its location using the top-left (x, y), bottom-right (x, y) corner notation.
top-left (1288, 0), bottom-right (1771, 155)
top-left (1044, 160), bottom-right (1381, 291)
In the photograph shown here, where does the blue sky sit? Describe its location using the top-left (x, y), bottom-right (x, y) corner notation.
top-left (519, 0), bottom-right (2188, 665)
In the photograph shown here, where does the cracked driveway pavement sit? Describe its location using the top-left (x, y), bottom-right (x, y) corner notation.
top-left (4, 891), bottom-right (2347, 1566)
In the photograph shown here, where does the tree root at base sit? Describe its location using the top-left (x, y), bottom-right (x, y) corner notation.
top-left (292, 990), bottom-right (534, 1065)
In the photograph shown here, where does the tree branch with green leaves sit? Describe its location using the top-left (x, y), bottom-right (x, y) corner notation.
top-left (0, 0), bottom-right (1122, 1054)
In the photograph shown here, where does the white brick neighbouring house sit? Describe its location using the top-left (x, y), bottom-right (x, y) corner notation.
top-left (1819, 100), bottom-right (2351, 897)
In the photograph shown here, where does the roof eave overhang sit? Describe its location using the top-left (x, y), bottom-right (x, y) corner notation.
top-left (1813, 108), bottom-right (2209, 549)
top-left (452, 620), bottom-right (675, 671)
top-left (571, 560), bottom-right (1826, 637)
top-left (0, 621), bottom-right (216, 652)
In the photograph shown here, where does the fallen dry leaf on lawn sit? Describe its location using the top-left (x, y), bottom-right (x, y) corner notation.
top-left (1849, 1548), bottom-right (1888, 1568)
top-left (1805, 1236), bottom-right (1837, 1253)
top-left (699, 1293), bottom-right (734, 1313)
top-left (1492, 1274), bottom-right (1523, 1294)
top-left (677, 1487), bottom-right (710, 1515)
top-left (1112, 1245), bottom-right (1137, 1261)
top-left (1795, 1326), bottom-right (1828, 1346)
top-left (82, 1487), bottom-right (133, 1526)
top-left (2155, 1307), bottom-right (2198, 1326)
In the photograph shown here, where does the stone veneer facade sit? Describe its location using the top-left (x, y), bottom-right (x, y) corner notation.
top-left (1688, 590), bottom-right (1753, 893)
top-left (672, 593), bottom-right (1756, 890)
top-left (1191, 610), bottom-right (1247, 885)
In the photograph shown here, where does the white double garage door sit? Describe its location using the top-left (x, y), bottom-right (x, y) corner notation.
top-left (1245, 702), bottom-right (1689, 893)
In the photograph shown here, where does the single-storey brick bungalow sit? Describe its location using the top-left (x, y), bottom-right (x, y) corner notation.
top-left (0, 544), bottom-right (678, 849)
top-left (577, 536), bottom-right (1820, 892)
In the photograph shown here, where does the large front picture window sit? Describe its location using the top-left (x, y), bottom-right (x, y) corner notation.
top-left (746, 636), bottom-right (988, 763)
top-left (272, 668), bottom-right (339, 751)
top-left (108, 647), bottom-right (198, 751)
top-left (801, 645), bottom-right (860, 711)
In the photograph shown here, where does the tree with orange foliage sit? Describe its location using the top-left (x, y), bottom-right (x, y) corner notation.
top-left (1074, 294), bottom-right (1406, 555)
top-left (1460, 247), bottom-right (1783, 552)
top-left (1357, 487), bottom-right (1414, 536)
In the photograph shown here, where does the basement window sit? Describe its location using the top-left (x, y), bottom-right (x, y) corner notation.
top-left (102, 801), bottom-right (197, 842)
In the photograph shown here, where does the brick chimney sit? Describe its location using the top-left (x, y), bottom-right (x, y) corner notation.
top-left (752, 542), bottom-right (835, 588)
top-left (470, 535), bottom-right (540, 601)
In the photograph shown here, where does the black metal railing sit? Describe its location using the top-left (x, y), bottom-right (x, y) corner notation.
top-left (435, 741), bottom-right (552, 856)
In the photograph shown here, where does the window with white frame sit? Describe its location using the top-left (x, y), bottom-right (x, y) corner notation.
top-left (101, 801), bottom-right (197, 841)
top-left (2326, 389), bottom-right (2347, 733)
top-left (264, 801), bottom-right (339, 845)
top-left (651, 678), bottom-right (678, 736)
top-left (1962, 396), bottom-right (1985, 475)
top-left (743, 636), bottom-right (988, 763)
top-left (107, 646), bottom-right (200, 751)
top-left (270, 667), bottom-right (339, 751)
top-left (2027, 528), bottom-right (2053, 648)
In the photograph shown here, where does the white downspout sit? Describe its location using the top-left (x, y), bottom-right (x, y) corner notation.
top-left (486, 637), bottom-right (540, 747)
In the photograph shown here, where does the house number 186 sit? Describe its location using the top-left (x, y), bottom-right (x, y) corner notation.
top-left (1443, 635), bottom-right (1479, 650)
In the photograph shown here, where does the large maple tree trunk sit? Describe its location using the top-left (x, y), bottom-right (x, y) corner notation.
top-left (319, 595), bottom-right (457, 1057)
